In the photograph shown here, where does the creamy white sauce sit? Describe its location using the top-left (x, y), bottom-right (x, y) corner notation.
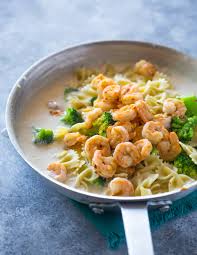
top-left (16, 80), bottom-right (105, 194)
top-left (17, 81), bottom-right (66, 172)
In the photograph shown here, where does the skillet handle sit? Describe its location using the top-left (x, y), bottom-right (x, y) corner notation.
top-left (120, 202), bottom-right (154, 255)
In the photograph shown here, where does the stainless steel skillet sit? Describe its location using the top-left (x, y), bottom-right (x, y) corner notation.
top-left (6, 41), bottom-right (197, 255)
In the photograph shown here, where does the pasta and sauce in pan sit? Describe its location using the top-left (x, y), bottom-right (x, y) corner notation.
top-left (25, 60), bottom-right (197, 196)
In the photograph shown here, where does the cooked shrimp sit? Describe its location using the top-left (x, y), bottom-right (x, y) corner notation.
top-left (142, 121), bottom-right (168, 144)
top-left (157, 132), bottom-right (181, 161)
top-left (135, 100), bottom-right (153, 123)
top-left (92, 150), bottom-right (117, 178)
top-left (85, 135), bottom-right (111, 160)
top-left (133, 125), bottom-right (143, 142)
top-left (121, 84), bottom-right (139, 95)
top-left (154, 114), bottom-right (172, 129)
top-left (91, 74), bottom-right (105, 88)
top-left (134, 139), bottom-right (152, 161)
top-left (134, 60), bottom-right (157, 79)
top-left (112, 105), bottom-right (137, 122)
top-left (102, 84), bottom-right (120, 103)
top-left (108, 177), bottom-right (134, 196)
top-left (47, 162), bottom-right (67, 175)
top-left (163, 98), bottom-right (186, 117)
top-left (96, 77), bottom-right (117, 98)
top-left (107, 126), bottom-right (129, 148)
top-left (122, 92), bottom-right (143, 105)
top-left (85, 108), bottom-right (103, 128)
top-left (114, 121), bottom-right (137, 140)
top-left (94, 99), bottom-right (116, 111)
top-left (55, 170), bottom-right (67, 182)
top-left (113, 142), bottom-right (141, 168)
top-left (63, 132), bottom-right (87, 147)
top-left (120, 84), bottom-right (143, 105)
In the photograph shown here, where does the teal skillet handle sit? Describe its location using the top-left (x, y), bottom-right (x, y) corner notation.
top-left (120, 202), bottom-right (154, 255)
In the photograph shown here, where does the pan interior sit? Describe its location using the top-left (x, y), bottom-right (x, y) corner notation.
top-left (7, 41), bottom-right (197, 201)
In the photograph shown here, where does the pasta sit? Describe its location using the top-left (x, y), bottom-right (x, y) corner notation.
top-left (58, 149), bottom-right (83, 170)
top-left (54, 126), bottom-right (69, 140)
top-left (132, 155), bottom-right (192, 196)
top-left (33, 60), bottom-right (196, 197)
top-left (180, 142), bottom-right (197, 165)
top-left (74, 164), bottom-right (99, 189)
top-left (66, 84), bottom-right (97, 109)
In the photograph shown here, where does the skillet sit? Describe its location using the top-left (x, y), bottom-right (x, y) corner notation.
top-left (6, 41), bottom-right (197, 255)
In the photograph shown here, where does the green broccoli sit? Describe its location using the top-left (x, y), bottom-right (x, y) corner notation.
top-left (81, 112), bottom-right (115, 137)
top-left (151, 147), bottom-right (159, 155)
top-left (182, 96), bottom-right (197, 117)
top-left (94, 112), bottom-right (115, 136)
top-left (173, 152), bottom-right (197, 179)
top-left (91, 177), bottom-right (106, 186)
top-left (33, 128), bottom-right (54, 144)
top-left (64, 87), bottom-right (78, 95)
top-left (90, 96), bottom-right (97, 106)
top-left (171, 116), bottom-right (197, 142)
top-left (64, 87), bottom-right (78, 100)
top-left (61, 108), bottom-right (83, 126)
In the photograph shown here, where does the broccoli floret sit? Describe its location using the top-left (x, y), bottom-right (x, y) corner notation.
top-left (33, 128), bottom-right (54, 144)
top-left (182, 96), bottom-right (197, 117)
top-left (91, 177), bottom-right (106, 186)
top-left (151, 147), bottom-right (159, 155)
top-left (94, 112), bottom-right (115, 136)
top-left (82, 112), bottom-right (115, 137)
top-left (90, 96), bottom-right (97, 106)
top-left (64, 87), bottom-right (78, 96)
top-left (61, 108), bottom-right (83, 126)
top-left (80, 112), bottom-right (115, 137)
top-left (173, 152), bottom-right (197, 179)
top-left (64, 87), bottom-right (78, 101)
top-left (171, 116), bottom-right (197, 142)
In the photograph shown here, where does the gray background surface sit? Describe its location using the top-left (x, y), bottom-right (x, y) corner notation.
top-left (0, 0), bottom-right (197, 254)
